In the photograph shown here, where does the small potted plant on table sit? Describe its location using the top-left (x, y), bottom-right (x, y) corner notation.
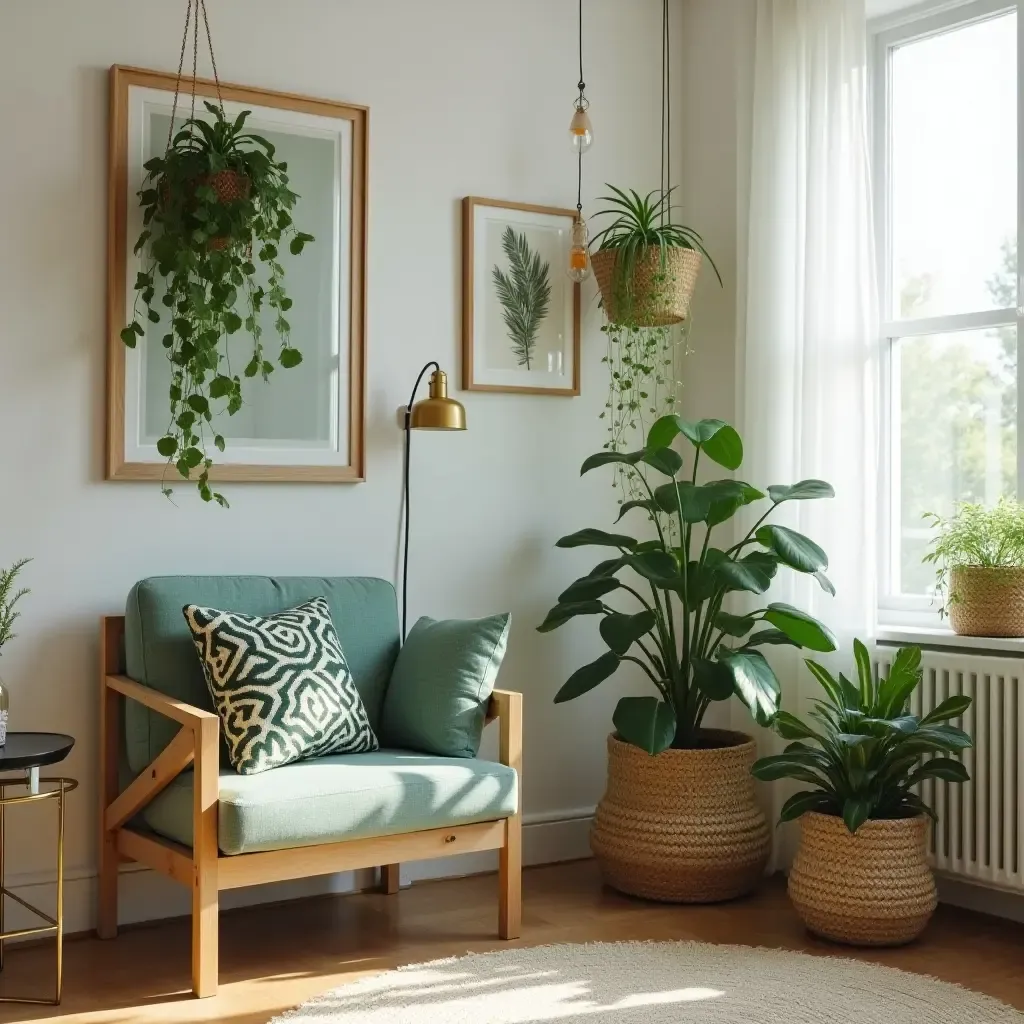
top-left (923, 499), bottom-right (1024, 637)
top-left (753, 642), bottom-right (972, 945)
top-left (539, 414), bottom-right (836, 902)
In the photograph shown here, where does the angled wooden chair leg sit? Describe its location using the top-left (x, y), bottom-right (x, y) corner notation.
top-left (381, 863), bottom-right (400, 894)
top-left (192, 717), bottom-right (219, 998)
top-left (498, 813), bottom-right (522, 939)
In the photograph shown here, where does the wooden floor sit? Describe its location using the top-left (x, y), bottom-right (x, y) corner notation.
top-left (0, 861), bottom-right (1021, 1023)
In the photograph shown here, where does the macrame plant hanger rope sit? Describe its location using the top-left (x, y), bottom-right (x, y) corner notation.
top-left (166, 0), bottom-right (225, 153)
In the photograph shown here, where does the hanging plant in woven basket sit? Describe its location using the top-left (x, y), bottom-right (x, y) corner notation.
top-left (590, 186), bottom-right (720, 328)
top-left (120, 0), bottom-right (313, 505)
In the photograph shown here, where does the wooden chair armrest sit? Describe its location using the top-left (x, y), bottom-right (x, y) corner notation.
top-left (105, 674), bottom-right (219, 732)
top-left (488, 689), bottom-right (522, 780)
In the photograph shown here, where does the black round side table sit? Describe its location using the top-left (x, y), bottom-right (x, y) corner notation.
top-left (0, 733), bottom-right (76, 1006)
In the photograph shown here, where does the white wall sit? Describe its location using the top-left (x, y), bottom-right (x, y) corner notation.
top-left (0, 0), bottom-right (685, 933)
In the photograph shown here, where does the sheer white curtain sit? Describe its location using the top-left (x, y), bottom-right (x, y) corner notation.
top-left (734, 0), bottom-right (879, 868)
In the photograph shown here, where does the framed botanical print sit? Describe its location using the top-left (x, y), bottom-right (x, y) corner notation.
top-left (106, 65), bottom-right (367, 484)
top-left (462, 197), bottom-right (581, 396)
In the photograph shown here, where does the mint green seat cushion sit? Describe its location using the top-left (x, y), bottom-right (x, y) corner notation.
top-left (141, 749), bottom-right (517, 855)
top-left (124, 576), bottom-right (399, 775)
top-left (380, 614), bottom-right (511, 758)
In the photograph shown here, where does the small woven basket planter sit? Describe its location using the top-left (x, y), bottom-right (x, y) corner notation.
top-left (948, 565), bottom-right (1024, 638)
top-left (160, 169), bottom-right (251, 251)
top-left (591, 246), bottom-right (702, 327)
top-left (788, 812), bottom-right (936, 946)
top-left (591, 731), bottom-right (770, 903)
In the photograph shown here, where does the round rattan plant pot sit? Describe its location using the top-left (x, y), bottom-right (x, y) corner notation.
top-left (591, 246), bottom-right (702, 327)
top-left (948, 565), bottom-right (1024, 637)
top-left (591, 730), bottom-right (770, 903)
top-left (159, 168), bottom-right (251, 251)
top-left (788, 812), bottom-right (937, 946)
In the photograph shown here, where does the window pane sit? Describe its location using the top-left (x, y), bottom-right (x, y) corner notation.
top-left (897, 327), bottom-right (1017, 595)
top-left (891, 12), bottom-right (1017, 320)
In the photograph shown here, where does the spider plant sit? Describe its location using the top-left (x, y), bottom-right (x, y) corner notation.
top-left (590, 185), bottom-right (722, 284)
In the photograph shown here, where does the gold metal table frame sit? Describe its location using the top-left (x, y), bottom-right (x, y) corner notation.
top-left (0, 774), bottom-right (78, 1005)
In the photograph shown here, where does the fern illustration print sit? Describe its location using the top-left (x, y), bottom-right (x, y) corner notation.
top-left (492, 226), bottom-right (552, 370)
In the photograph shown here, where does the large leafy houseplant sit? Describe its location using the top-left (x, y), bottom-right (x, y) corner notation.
top-left (121, 101), bottom-right (314, 505)
top-left (539, 415), bottom-right (837, 753)
top-left (751, 642), bottom-right (972, 832)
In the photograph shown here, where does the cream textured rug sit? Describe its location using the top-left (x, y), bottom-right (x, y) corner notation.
top-left (274, 941), bottom-right (1023, 1023)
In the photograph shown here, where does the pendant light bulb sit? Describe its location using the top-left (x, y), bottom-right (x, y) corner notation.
top-left (567, 216), bottom-right (591, 282)
top-left (569, 103), bottom-right (593, 155)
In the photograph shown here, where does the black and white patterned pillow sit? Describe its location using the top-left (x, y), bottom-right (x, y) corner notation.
top-left (183, 597), bottom-right (378, 775)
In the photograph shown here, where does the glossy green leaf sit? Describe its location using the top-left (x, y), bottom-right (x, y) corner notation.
top-left (556, 529), bottom-right (637, 550)
top-left (536, 600), bottom-right (604, 633)
top-left (705, 549), bottom-right (774, 594)
top-left (778, 790), bottom-right (836, 822)
top-left (701, 424), bottom-right (743, 470)
top-left (558, 576), bottom-right (620, 604)
top-left (613, 696), bottom-right (676, 754)
top-left (767, 479), bottom-right (835, 504)
top-left (643, 447), bottom-right (683, 477)
top-left (692, 657), bottom-right (735, 701)
top-left (713, 611), bottom-right (757, 637)
top-left (614, 499), bottom-right (659, 523)
top-left (921, 695), bottom-right (972, 726)
top-left (905, 757), bottom-right (970, 787)
top-left (762, 603), bottom-right (837, 652)
top-left (842, 798), bottom-right (872, 834)
top-left (580, 450), bottom-right (645, 476)
top-left (554, 651), bottom-right (620, 703)
top-left (600, 610), bottom-right (657, 655)
top-left (742, 627), bottom-right (798, 649)
top-left (755, 525), bottom-right (828, 573)
top-left (717, 649), bottom-right (781, 725)
top-left (626, 550), bottom-right (679, 583)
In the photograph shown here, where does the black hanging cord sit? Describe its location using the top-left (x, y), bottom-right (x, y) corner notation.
top-left (401, 361), bottom-right (440, 640)
top-left (660, 0), bottom-right (672, 224)
top-left (576, 0), bottom-right (585, 215)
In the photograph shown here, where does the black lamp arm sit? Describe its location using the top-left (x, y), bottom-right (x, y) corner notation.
top-left (401, 360), bottom-right (441, 641)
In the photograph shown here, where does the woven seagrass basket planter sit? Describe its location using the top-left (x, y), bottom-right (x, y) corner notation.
top-left (948, 565), bottom-right (1024, 638)
top-left (788, 812), bottom-right (936, 946)
top-left (591, 730), bottom-right (770, 903)
top-left (591, 246), bottom-right (702, 327)
top-left (160, 168), bottom-right (251, 251)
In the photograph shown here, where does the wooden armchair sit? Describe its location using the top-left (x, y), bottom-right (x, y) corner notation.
top-left (98, 615), bottom-right (522, 998)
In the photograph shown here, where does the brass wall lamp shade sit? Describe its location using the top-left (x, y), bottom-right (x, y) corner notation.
top-left (409, 368), bottom-right (466, 430)
top-left (401, 361), bottom-right (467, 637)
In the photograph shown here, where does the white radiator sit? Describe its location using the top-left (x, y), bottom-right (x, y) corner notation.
top-left (876, 647), bottom-right (1023, 894)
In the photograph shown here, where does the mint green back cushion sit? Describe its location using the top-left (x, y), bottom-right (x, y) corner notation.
top-left (124, 576), bottom-right (399, 775)
top-left (379, 613), bottom-right (510, 758)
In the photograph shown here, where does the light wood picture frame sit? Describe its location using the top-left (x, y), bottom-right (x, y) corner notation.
top-left (106, 65), bottom-right (368, 484)
top-left (462, 197), bottom-right (581, 396)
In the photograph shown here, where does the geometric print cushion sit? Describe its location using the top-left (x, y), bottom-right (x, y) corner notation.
top-left (182, 596), bottom-right (378, 775)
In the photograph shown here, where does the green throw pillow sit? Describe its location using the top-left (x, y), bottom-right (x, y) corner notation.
top-left (380, 613), bottom-right (511, 758)
top-left (183, 596), bottom-right (378, 775)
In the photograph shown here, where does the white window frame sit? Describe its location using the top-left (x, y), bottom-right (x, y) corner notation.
top-left (871, 0), bottom-right (1023, 627)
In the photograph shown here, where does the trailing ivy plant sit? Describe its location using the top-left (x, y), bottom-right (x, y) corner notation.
top-left (538, 415), bottom-right (837, 753)
top-left (121, 101), bottom-right (314, 505)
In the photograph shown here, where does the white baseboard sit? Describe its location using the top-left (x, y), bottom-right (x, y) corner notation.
top-left (1, 809), bottom-right (596, 941)
top-left (936, 874), bottom-right (1024, 924)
